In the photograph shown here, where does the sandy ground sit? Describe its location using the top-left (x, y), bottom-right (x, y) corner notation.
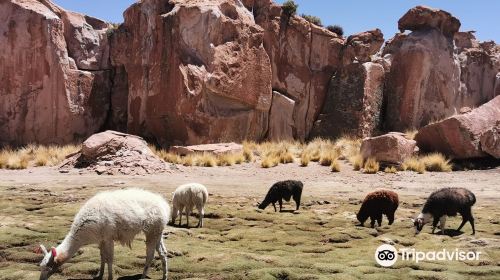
top-left (0, 161), bottom-right (499, 280)
top-left (1, 161), bottom-right (499, 201)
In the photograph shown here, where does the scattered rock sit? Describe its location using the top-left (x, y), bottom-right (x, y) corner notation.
top-left (170, 143), bottom-right (243, 156)
top-left (415, 96), bottom-right (500, 159)
top-left (360, 132), bottom-right (418, 164)
top-left (60, 131), bottom-right (166, 175)
top-left (480, 122), bottom-right (500, 158)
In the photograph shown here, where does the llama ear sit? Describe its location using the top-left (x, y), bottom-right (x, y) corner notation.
top-left (37, 244), bottom-right (48, 255)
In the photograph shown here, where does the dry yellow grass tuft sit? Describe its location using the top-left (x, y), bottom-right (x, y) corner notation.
top-left (402, 157), bottom-right (425, 174)
top-left (319, 150), bottom-right (339, 166)
top-left (182, 154), bottom-right (195, 166)
top-left (420, 153), bottom-right (452, 172)
top-left (363, 157), bottom-right (379, 174)
top-left (0, 144), bottom-right (80, 169)
top-left (242, 146), bottom-right (254, 163)
top-left (334, 136), bottom-right (361, 160)
top-left (196, 153), bottom-right (217, 167)
top-left (261, 156), bottom-right (279, 168)
top-left (300, 152), bottom-right (310, 167)
top-left (217, 153), bottom-right (236, 166)
top-left (349, 154), bottom-right (364, 171)
top-left (330, 159), bottom-right (341, 172)
top-left (384, 166), bottom-right (398, 173)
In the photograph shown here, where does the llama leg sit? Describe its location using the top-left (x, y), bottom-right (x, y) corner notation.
top-left (142, 234), bottom-right (159, 278)
top-left (293, 194), bottom-right (301, 210)
top-left (432, 218), bottom-right (439, 233)
top-left (457, 216), bottom-right (468, 232)
top-left (103, 241), bottom-right (114, 280)
top-left (468, 211), bottom-right (475, 235)
top-left (186, 209), bottom-right (191, 228)
top-left (96, 242), bottom-right (105, 279)
top-left (279, 199), bottom-right (283, 212)
top-left (439, 216), bottom-right (447, 235)
top-left (156, 235), bottom-right (168, 280)
top-left (178, 207), bottom-right (183, 227)
top-left (197, 205), bottom-right (204, 228)
top-left (370, 215), bottom-right (376, 228)
top-left (377, 214), bottom-right (383, 226)
top-left (272, 202), bottom-right (276, 212)
top-left (387, 212), bottom-right (395, 225)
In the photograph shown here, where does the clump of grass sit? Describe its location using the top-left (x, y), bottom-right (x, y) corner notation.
top-left (261, 156), bottom-right (279, 168)
top-left (420, 153), bottom-right (452, 172)
top-left (402, 157), bottom-right (425, 174)
top-left (300, 153), bottom-right (310, 167)
top-left (242, 146), bottom-right (254, 163)
top-left (0, 144), bottom-right (80, 169)
top-left (384, 166), bottom-right (398, 173)
top-left (349, 154), bottom-right (364, 171)
top-left (182, 154), bottom-right (195, 166)
top-left (197, 153), bottom-right (217, 167)
top-left (330, 159), bottom-right (341, 172)
top-left (363, 158), bottom-right (379, 174)
top-left (319, 150), bottom-right (339, 166)
top-left (335, 136), bottom-right (361, 160)
top-left (217, 153), bottom-right (236, 167)
top-left (233, 153), bottom-right (245, 164)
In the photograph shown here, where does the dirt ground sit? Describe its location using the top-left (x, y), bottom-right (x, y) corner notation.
top-left (0, 161), bottom-right (499, 279)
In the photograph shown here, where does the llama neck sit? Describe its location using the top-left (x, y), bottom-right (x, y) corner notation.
top-left (56, 233), bottom-right (83, 263)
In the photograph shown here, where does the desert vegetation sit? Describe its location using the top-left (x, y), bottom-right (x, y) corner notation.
top-left (327, 24), bottom-right (344, 36)
top-left (301, 14), bottom-right (323, 26)
top-left (0, 144), bottom-right (80, 169)
top-left (281, 0), bottom-right (298, 17)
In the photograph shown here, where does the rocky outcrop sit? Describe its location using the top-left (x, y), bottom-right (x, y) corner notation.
top-left (251, 0), bottom-right (344, 141)
top-left (61, 130), bottom-right (166, 175)
top-left (398, 5), bottom-right (460, 37)
top-left (170, 142), bottom-right (243, 156)
top-left (311, 62), bottom-right (385, 139)
top-left (0, 0), bottom-right (112, 146)
top-left (268, 91), bottom-right (295, 141)
top-left (111, 0), bottom-right (272, 146)
top-left (310, 29), bottom-right (385, 139)
top-left (383, 6), bottom-right (499, 132)
top-left (360, 132), bottom-right (418, 164)
top-left (415, 96), bottom-right (500, 159)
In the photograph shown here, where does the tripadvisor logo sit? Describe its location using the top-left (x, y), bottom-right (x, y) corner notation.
top-left (374, 244), bottom-right (481, 267)
top-left (375, 244), bottom-right (397, 267)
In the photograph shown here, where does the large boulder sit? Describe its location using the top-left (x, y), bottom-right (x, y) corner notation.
top-left (310, 62), bottom-right (385, 139)
top-left (360, 132), bottom-right (418, 164)
top-left (62, 131), bottom-right (166, 175)
top-left (415, 96), bottom-right (500, 159)
top-left (398, 6), bottom-right (460, 37)
top-left (111, 0), bottom-right (272, 146)
top-left (252, 0), bottom-right (345, 141)
top-left (0, 0), bottom-right (112, 146)
top-left (480, 122), bottom-right (500, 158)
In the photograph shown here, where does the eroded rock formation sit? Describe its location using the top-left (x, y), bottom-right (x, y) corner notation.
top-left (0, 0), bottom-right (112, 145)
top-left (111, 0), bottom-right (272, 146)
top-left (1, 1), bottom-right (498, 151)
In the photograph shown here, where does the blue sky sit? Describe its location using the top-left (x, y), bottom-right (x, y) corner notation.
top-left (53, 0), bottom-right (499, 42)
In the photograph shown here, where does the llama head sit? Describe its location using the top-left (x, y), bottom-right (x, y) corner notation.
top-left (413, 213), bottom-right (431, 234)
top-left (37, 245), bottom-right (61, 280)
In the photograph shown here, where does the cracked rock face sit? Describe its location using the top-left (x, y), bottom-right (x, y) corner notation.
top-left (0, 0), bottom-right (111, 145)
top-left (252, 0), bottom-right (344, 141)
top-left (111, 0), bottom-right (272, 146)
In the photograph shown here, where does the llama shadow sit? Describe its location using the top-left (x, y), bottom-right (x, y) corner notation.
top-left (434, 229), bottom-right (465, 237)
top-left (117, 274), bottom-right (145, 280)
top-left (279, 209), bottom-right (297, 214)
